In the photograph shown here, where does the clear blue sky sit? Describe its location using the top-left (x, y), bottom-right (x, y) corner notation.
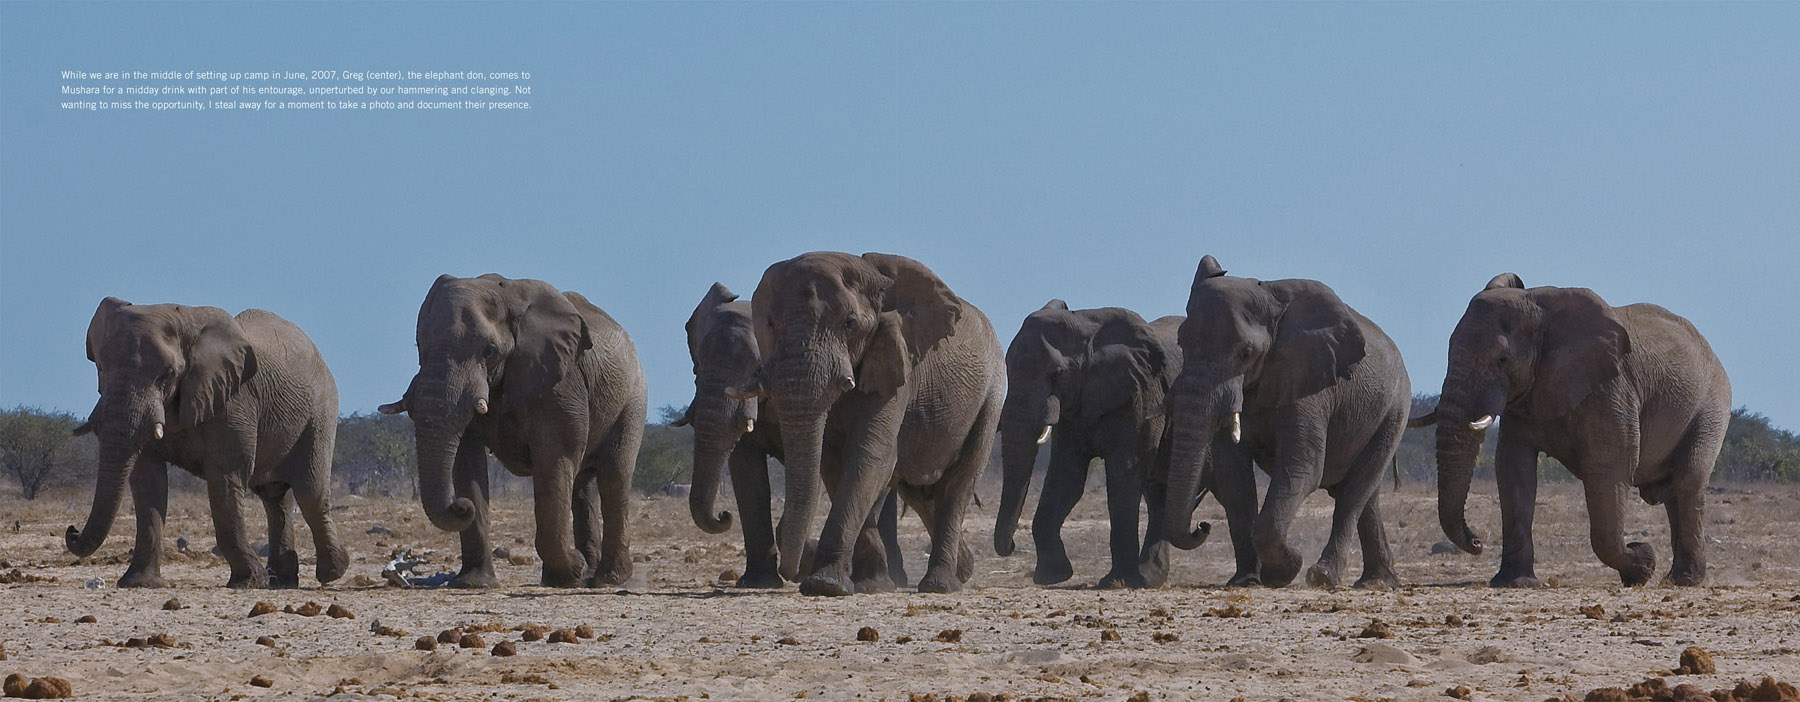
top-left (4, 3), bottom-right (1796, 429)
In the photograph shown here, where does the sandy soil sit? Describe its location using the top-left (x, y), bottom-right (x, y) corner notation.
top-left (2, 481), bottom-right (1797, 701)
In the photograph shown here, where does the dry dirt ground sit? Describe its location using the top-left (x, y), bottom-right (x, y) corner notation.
top-left (2, 481), bottom-right (1797, 701)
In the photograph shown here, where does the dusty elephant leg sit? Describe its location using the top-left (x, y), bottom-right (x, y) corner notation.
top-left (1662, 485), bottom-right (1706, 586)
top-left (1353, 492), bottom-right (1399, 589)
top-left (1030, 444), bottom-right (1090, 586)
top-left (572, 472), bottom-right (604, 582)
top-left (851, 499), bottom-right (895, 593)
top-left (1490, 430), bottom-right (1542, 588)
top-left (1096, 451), bottom-right (1147, 589)
top-left (729, 449), bottom-right (782, 588)
top-left (207, 464), bottom-right (268, 589)
top-left (1255, 436), bottom-right (1324, 588)
top-left (119, 458), bottom-right (170, 589)
top-left (291, 477), bottom-right (348, 585)
top-left (590, 426), bottom-right (638, 587)
top-left (449, 432), bottom-right (498, 588)
top-left (1212, 442), bottom-right (1261, 587)
top-left (879, 489), bottom-right (908, 588)
top-left (1584, 481), bottom-right (1655, 586)
top-left (1309, 422), bottom-right (1396, 589)
top-left (259, 486), bottom-right (300, 589)
top-left (1304, 483), bottom-right (1362, 589)
top-left (532, 459), bottom-right (588, 588)
top-left (798, 457), bottom-right (892, 597)
top-left (918, 415), bottom-right (993, 595)
top-left (1137, 457), bottom-right (1171, 588)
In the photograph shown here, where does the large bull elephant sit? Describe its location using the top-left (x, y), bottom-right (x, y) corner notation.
top-left (732, 252), bottom-right (1005, 596)
top-left (995, 301), bottom-right (1185, 589)
top-left (1162, 256), bottom-right (1410, 589)
top-left (379, 274), bottom-right (646, 588)
top-left (1410, 273), bottom-right (1731, 587)
top-left (676, 282), bottom-right (907, 589)
top-left (66, 297), bottom-right (347, 588)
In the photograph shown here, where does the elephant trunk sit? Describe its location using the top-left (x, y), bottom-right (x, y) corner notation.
top-left (1163, 381), bottom-right (1236, 551)
top-left (1433, 410), bottom-right (1487, 556)
top-left (774, 406), bottom-right (826, 582)
top-left (993, 418), bottom-right (1044, 557)
top-left (409, 373), bottom-right (480, 533)
top-left (66, 399), bottom-right (159, 556)
top-left (687, 412), bottom-right (739, 535)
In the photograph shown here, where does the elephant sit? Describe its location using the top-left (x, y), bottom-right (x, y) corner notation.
top-left (66, 297), bottom-right (347, 588)
top-left (1409, 273), bottom-right (1731, 587)
top-left (732, 252), bottom-right (1005, 596)
top-left (675, 282), bottom-right (907, 589)
top-left (1162, 255), bottom-right (1411, 589)
top-left (379, 274), bottom-right (646, 588)
top-left (995, 300), bottom-right (1185, 589)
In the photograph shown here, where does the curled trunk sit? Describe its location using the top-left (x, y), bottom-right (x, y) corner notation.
top-left (688, 423), bottom-right (738, 534)
top-left (1163, 382), bottom-right (1237, 551)
top-left (410, 373), bottom-right (480, 533)
top-left (1434, 419), bottom-right (1486, 555)
top-left (66, 426), bottom-right (139, 557)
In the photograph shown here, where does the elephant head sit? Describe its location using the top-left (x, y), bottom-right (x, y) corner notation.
top-left (677, 282), bottom-right (761, 534)
top-left (995, 301), bottom-right (1172, 556)
top-left (67, 297), bottom-right (257, 556)
top-left (1409, 273), bottom-right (1630, 555)
top-left (1163, 255), bottom-right (1366, 550)
top-left (379, 274), bottom-right (591, 533)
top-left (742, 252), bottom-right (962, 581)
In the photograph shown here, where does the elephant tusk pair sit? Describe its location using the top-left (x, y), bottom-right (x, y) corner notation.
top-left (1036, 426), bottom-right (1052, 445)
top-left (1469, 414), bottom-right (1496, 431)
top-left (474, 398), bottom-right (489, 415)
top-left (153, 422), bottom-right (164, 440)
top-left (1230, 412), bottom-right (1241, 444)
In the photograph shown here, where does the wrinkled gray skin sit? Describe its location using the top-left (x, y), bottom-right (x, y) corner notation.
top-left (1163, 256), bottom-right (1410, 589)
top-left (741, 252), bottom-right (1004, 596)
top-left (381, 274), bottom-right (646, 588)
top-left (996, 301), bottom-right (1186, 589)
top-left (1411, 273), bottom-right (1731, 587)
top-left (677, 282), bottom-right (908, 589)
top-left (67, 297), bottom-right (347, 589)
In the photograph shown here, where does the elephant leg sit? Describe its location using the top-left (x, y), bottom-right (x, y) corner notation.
top-left (879, 489), bottom-right (908, 588)
top-left (1255, 421), bottom-right (1326, 588)
top-left (258, 486), bottom-right (300, 589)
top-left (572, 471), bottom-right (603, 582)
top-left (1096, 449), bottom-right (1147, 589)
top-left (1353, 492), bottom-right (1399, 590)
top-left (206, 457), bottom-right (268, 589)
top-left (1585, 480), bottom-right (1655, 586)
top-left (449, 429), bottom-right (498, 588)
top-left (1305, 483), bottom-right (1362, 589)
top-left (1491, 428), bottom-right (1543, 588)
top-left (917, 406), bottom-right (995, 594)
top-left (851, 494), bottom-right (895, 593)
top-left (1137, 443), bottom-right (1171, 588)
top-left (1662, 424), bottom-right (1720, 586)
top-left (589, 420), bottom-right (640, 587)
top-left (119, 457), bottom-right (170, 589)
top-left (531, 456), bottom-right (587, 588)
top-left (1030, 442), bottom-right (1091, 586)
top-left (1213, 440), bottom-right (1261, 587)
top-left (291, 474), bottom-right (348, 585)
top-left (729, 448), bottom-right (782, 589)
top-left (1310, 418), bottom-right (1400, 589)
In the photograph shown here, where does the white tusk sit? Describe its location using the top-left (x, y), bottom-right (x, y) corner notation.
top-left (1469, 415), bottom-right (1495, 431)
top-left (474, 398), bottom-right (488, 415)
top-left (1036, 426), bottom-right (1052, 445)
top-left (1230, 413), bottom-right (1241, 444)
top-left (742, 418), bottom-right (755, 434)
top-left (153, 422), bottom-right (164, 440)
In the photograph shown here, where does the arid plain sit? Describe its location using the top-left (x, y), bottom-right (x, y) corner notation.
top-left (2, 481), bottom-right (1797, 701)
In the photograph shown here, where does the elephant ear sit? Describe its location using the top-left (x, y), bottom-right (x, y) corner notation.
top-left (687, 282), bottom-right (739, 362)
top-left (178, 310), bottom-right (257, 429)
top-left (1262, 280), bottom-right (1366, 404)
top-left (498, 278), bottom-right (592, 410)
top-left (86, 297), bottom-right (132, 365)
top-left (856, 310), bottom-right (911, 396)
top-left (861, 252), bottom-right (963, 361)
top-left (1530, 287), bottom-right (1630, 419)
top-left (1080, 314), bottom-right (1167, 420)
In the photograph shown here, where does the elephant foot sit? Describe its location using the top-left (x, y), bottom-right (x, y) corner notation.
top-left (1031, 556), bottom-right (1074, 586)
top-left (1135, 565), bottom-right (1169, 590)
top-left (1354, 570), bottom-right (1401, 591)
top-left (1304, 563), bottom-right (1343, 589)
top-left (1094, 570), bottom-right (1149, 590)
top-left (1665, 562), bottom-right (1705, 587)
top-left (917, 569), bottom-right (963, 594)
top-left (590, 556), bottom-right (632, 587)
top-left (316, 545), bottom-right (350, 585)
top-left (1258, 546), bottom-right (1303, 588)
top-left (956, 542), bottom-right (975, 584)
top-left (1617, 542), bottom-right (1656, 587)
top-left (117, 570), bottom-right (170, 589)
top-left (1226, 570), bottom-right (1262, 588)
top-left (799, 574), bottom-right (854, 597)
top-left (226, 565), bottom-right (270, 589)
top-left (450, 569), bottom-right (501, 589)
top-left (853, 574), bottom-right (897, 594)
top-left (268, 549), bottom-right (301, 589)
top-left (736, 568), bottom-right (785, 589)
top-left (1489, 571), bottom-right (1545, 588)
top-left (541, 569), bottom-right (586, 588)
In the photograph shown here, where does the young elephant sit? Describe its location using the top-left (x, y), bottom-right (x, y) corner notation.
top-left (735, 252), bottom-right (1005, 596)
top-left (67, 298), bottom-right (347, 588)
top-left (996, 301), bottom-right (1186, 589)
top-left (1163, 256), bottom-right (1411, 589)
top-left (676, 282), bottom-right (907, 588)
top-left (380, 274), bottom-right (646, 588)
top-left (1411, 273), bottom-right (1731, 587)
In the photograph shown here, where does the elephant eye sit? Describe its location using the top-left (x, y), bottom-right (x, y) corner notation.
top-left (483, 343), bottom-right (499, 359)
top-left (843, 316), bottom-right (857, 330)
top-left (1237, 345), bottom-right (1253, 361)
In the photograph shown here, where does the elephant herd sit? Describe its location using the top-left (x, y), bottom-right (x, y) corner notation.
top-left (64, 252), bottom-right (1732, 595)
